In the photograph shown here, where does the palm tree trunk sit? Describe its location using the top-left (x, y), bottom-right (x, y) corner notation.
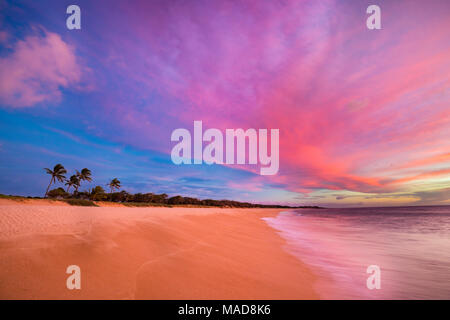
top-left (44, 177), bottom-right (54, 198)
top-left (67, 185), bottom-right (71, 193)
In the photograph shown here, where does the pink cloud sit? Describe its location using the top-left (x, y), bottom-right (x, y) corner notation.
top-left (61, 0), bottom-right (449, 198)
top-left (0, 31), bottom-right (8, 43)
top-left (0, 28), bottom-right (83, 107)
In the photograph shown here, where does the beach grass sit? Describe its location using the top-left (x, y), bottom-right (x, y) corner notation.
top-left (0, 194), bottom-right (42, 201)
top-left (64, 199), bottom-right (98, 207)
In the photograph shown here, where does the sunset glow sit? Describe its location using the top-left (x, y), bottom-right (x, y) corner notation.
top-left (0, 0), bottom-right (449, 207)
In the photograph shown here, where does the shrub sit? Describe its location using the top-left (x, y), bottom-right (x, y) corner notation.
top-left (72, 191), bottom-right (90, 200)
top-left (90, 186), bottom-right (107, 201)
top-left (107, 190), bottom-right (130, 202)
top-left (151, 193), bottom-right (168, 203)
top-left (168, 195), bottom-right (185, 205)
top-left (47, 187), bottom-right (69, 199)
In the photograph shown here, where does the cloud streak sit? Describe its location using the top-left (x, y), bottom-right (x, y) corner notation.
top-left (1, 0), bottom-right (449, 205)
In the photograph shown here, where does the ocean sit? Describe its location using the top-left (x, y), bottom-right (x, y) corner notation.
top-left (263, 206), bottom-right (450, 299)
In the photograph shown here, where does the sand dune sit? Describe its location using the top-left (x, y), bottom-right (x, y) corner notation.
top-left (0, 202), bottom-right (317, 299)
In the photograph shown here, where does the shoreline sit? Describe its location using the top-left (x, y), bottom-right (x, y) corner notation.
top-left (0, 202), bottom-right (319, 299)
top-left (0, 197), bottom-right (319, 209)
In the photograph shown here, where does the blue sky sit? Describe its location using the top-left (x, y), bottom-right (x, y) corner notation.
top-left (1, 0), bottom-right (449, 207)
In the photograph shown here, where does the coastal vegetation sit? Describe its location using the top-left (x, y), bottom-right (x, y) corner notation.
top-left (1, 164), bottom-right (321, 209)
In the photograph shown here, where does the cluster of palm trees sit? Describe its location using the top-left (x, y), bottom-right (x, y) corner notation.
top-left (66, 168), bottom-right (92, 194)
top-left (44, 163), bottom-right (120, 198)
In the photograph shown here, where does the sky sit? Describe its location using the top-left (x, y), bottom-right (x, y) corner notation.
top-left (0, 0), bottom-right (449, 207)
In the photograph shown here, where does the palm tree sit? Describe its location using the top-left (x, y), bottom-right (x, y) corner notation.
top-left (73, 173), bottom-right (82, 193)
top-left (65, 175), bottom-right (79, 193)
top-left (107, 178), bottom-right (121, 193)
top-left (75, 168), bottom-right (92, 192)
top-left (79, 168), bottom-right (92, 182)
top-left (44, 164), bottom-right (67, 197)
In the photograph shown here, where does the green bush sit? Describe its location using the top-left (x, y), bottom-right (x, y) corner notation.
top-left (47, 188), bottom-right (69, 199)
top-left (90, 186), bottom-right (107, 201)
